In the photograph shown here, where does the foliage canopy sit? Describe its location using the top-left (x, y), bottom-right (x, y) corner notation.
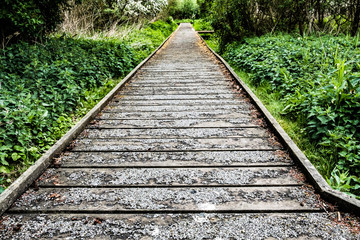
top-left (197, 0), bottom-right (360, 48)
top-left (0, 0), bottom-right (68, 46)
top-left (167, 0), bottom-right (199, 19)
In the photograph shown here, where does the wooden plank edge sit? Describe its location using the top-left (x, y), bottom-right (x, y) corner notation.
top-left (6, 209), bottom-right (323, 214)
top-left (197, 30), bottom-right (215, 34)
top-left (196, 31), bottom-right (360, 215)
top-left (0, 25), bottom-right (181, 217)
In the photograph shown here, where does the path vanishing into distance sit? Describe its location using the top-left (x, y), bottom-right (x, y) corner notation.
top-left (1, 23), bottom-right (359, 239)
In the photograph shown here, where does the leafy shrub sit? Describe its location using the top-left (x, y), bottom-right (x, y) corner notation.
top-left (125, 20), bottom-right (177, 61)
top-left (0, 0), bottom-right (68, 45)
top-left (224, 34), bottom-right (360, 197)
top-left (0, 38), bottom-right (135, 168)
top-left (0, 20), bottom-right (177, 190)
top-left (173, 19), bottom-right (212, 31)
top-left (167, 0), bottom-right (199, 19)
top-left (193, 19), bottom-right (213, 31)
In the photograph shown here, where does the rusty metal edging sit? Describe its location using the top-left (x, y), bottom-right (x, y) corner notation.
top-left (197, 32), bottom-right (360, 215)
top-left (0, 25), bottom-right (180, 216)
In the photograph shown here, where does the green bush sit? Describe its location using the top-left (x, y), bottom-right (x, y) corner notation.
top-left (127, 20), bottom-right (177, 60)
top-left (0, 0), bottom-right (68, 45)
top-left (167, 0), bottom-right (199, 19)
top-left (0, 20), bottom-right (177, 190)
top-left (0, 38), bottom-right (135, 168)
top-left (193, 19), bottom-right (213, 31)
top-left (224, 34), bottom-right (360, 197)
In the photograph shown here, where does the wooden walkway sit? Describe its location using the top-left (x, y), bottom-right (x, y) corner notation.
top-left (0, 23), bottom-right (359, 239)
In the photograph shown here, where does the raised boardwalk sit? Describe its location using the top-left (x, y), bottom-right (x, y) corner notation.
top-left (1, 23), bottom-right (359, 239)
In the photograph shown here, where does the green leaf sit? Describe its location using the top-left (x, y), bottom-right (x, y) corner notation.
top-left (13, 145), bottom-right (25, 152)
top-left (0, 166), bottom-right (11, 174)
top-left (0, 146), bottom-right (11, 151)
top-left (11, 153), bottom-right (21, 161)
top-left (317, 115), bottom-right (329, 125)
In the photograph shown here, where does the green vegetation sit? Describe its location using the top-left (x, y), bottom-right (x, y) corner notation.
top-left (196, 0), bottom-right (360, 50)
top-left (59, 0), bottom-right (168, 36)
top-left (174, 19), bottom-right (213, 31)
top-left (220, 34), bottom-right (360, 198)
top-left (0, 20), bottom-right (177, 191)
top-left (193, 0), bottom-right (360, 198)
top-left (167, 0), bottom-right (199, 19)
top-left (1, 0), bottom-right (68, 46)
top-left (1, 0), bottom-right (168, 46)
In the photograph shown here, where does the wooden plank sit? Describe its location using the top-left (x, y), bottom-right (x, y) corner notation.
top-left (103, 104), bottom-right (252, 112)
top-left (121, 86), bottom-right (232, 92)
top-left (113, 93), bottom-right (239, 100)
top-left (10, 186), bottom-right (320, 212)
top-left (118, 88), bottom-right (240, 95)
top-left (109, 99), bottom-right (243, 106)
top-left (88, 119), bottom-right (257, 128)
top-left (197, 30), bottom-right (215, 34)
top-left (3, 212), bottom-right (357, 239)
top-left (71, 138), bottom-right (281, 152)
top-left (127, 77), bottom-right (231, 82)
top-left (127, 82), bottom-right (233, 87)
top-left (57, 151), bottom-right (293, 167)
top-left (96, 111), bottom-right (254, 120)
top-left (80, 128), bottom-right (269, 139)
top-left (37, 167), bottom-right (301, 187)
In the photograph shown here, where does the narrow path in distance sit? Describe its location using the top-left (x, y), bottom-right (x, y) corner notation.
top-left (0, 23), bottom-right (358, 239)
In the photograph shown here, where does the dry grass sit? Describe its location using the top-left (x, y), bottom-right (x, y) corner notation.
top-left (58, 0), bottom-right (101, 35)
top-left (57, 1), bottom-right (148, 40)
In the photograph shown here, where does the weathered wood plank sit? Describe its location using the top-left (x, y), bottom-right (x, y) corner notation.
top-left (114, 93), bottom-right (239, 100)
top-left (118, 88), bottom-right (241, 95)
top-left (37, 167), bottom-right (300, 187)
top-left (3, 213), bottom-right (357, 240)
top-left (103, 104), bottom-right (252, 112)
top-left (72, 138), bottom-right (281, 151)
top-left (80, 128), bottom-right (269, 139)
top-left (88, 119), bottom-right (257, 128)
top-left (128, 82), bottom-right (233, 87)
top-left (109, 99), bottom-right (244, 106)
top-left (10, 186), bottom-right (320, 212)
top-left (96, 111), bottom-right (254, 120)
top-left (57, 150), bottom-right (293, 167)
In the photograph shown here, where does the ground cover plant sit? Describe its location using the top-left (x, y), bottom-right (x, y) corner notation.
top-left (221, 34), bottom-right (360, 198)
top-left (0, 20), bottom-right (177, 192)
top-left (174, 19), bottom-right (213, 32)
top-left (197, 0), bottom-right (360, 51)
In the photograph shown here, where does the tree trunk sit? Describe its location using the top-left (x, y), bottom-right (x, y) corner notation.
top-left (316, 0), bottom-right (324, 29)
top-left (351, 0), bottom-right (360, 36)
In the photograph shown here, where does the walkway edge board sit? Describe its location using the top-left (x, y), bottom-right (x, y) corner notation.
top-left (198, 33), bottom-right (360, 215)
top-left (0, 26), bottom-right (180, 216)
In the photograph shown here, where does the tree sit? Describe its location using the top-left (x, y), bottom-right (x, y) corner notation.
top-left (181, 0), bottom-right (199, 19)
top-left (350, 0), bottom-right (360, 36)
top-left (0, 0), bottom-right (68, 46)
top-left (167, 0), bottom-right (199, 19)
top-left (197, 0), bottom-right (213, 18)
top-left (209, 0), bottom-right (360, 48)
